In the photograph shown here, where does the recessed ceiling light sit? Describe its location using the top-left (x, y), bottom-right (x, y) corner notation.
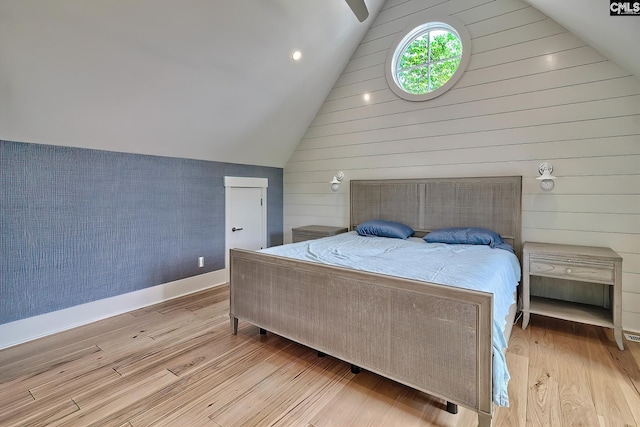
top-left (363, 93), bottom-right (371, 102)
top-left (291, 50), bottom-right (302, 61)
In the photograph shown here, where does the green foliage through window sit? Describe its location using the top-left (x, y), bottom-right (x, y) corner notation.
top-left (396, 28), bottom-right (462, 95)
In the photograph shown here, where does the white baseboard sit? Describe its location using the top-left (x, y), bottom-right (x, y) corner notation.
top-left (0, 270), bottom-right (227, 350)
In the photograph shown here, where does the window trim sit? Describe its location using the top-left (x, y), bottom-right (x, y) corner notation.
top-left (385, 15), bottom-right (471, 102)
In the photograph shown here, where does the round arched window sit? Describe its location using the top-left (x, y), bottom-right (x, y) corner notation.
top-left (386, 17), bottom-right (471, 101)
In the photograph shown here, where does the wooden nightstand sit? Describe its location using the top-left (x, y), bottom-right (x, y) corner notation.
top-left (522, 242), bottom-right (623, 350)
top-left (292, 225), bottom-right (348, 243)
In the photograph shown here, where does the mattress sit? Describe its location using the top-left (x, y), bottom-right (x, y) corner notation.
top-left (260, 231), bottom-right (521, 406)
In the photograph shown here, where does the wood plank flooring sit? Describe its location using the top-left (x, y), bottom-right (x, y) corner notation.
top-left (1, 285), bottom-right (638, 426)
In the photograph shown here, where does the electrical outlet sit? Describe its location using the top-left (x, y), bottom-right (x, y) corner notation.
top-left (198, 257), bottom-right (204, 268)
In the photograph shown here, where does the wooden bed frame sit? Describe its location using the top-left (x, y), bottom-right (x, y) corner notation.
top-left (229, 176), bottom-right (522, 427)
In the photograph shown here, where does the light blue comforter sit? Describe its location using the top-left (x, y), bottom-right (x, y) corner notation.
top-left (261, 231), bottom-right (521, 406)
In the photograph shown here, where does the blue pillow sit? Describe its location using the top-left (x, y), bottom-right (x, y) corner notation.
top-left (356, 219), bottom-right (414, 239)
top-left (424, 227), bottom-right (514, 252)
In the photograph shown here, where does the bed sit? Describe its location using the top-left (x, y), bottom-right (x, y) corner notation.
top-left (229, 176), bottom-right (522, 427)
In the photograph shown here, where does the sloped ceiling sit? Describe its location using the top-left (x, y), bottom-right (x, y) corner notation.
top-left (1, 0), bottom-right (638, 168)
top-left (0, 0), bottom-right (385, 167)
top-left (524, 0), bottom-right (640, 83)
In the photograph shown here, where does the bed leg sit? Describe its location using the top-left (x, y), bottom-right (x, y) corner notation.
top-left (259, 328), bottom-right (267, 335)
top-left (477, 413), bottom-right (492, 427)
top-left (230, 315), bottom-right (238, 335)
top-left (350, 365), bottom-right (361, 374)
top-left (318, 351), bottom-right (326, 357)
top-left (446, 401), bottom-right (458, 414)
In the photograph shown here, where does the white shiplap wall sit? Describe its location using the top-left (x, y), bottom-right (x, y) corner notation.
top-left (283, 0), bottom-right (640, 331)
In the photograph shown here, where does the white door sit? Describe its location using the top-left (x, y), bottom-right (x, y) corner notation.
top-left (228, 187), bottom-right (264, 251)
top-left (224, 177), bottom-right (268, 279)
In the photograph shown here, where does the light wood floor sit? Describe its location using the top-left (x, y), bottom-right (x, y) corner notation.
top-left (1, 285), bottom-right (639, 427)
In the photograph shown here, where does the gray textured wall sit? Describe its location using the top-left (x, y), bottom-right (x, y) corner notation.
top-left (1, 140), bottom-right (283, 325)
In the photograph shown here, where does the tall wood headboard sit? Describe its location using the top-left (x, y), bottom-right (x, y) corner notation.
top-left (350, 176), bottom-right (523, 258)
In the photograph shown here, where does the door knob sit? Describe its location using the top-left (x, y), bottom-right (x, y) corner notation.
top-left (232, 227), bottom-right (243, 232)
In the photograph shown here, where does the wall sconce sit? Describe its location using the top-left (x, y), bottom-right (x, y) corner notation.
top-left (330, 171), bottom-right (344, 192)
top-left (536, 162), bottom-right (556, 191)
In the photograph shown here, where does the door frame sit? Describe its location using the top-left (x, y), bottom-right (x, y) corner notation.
top-left (224, 176), bottom-right (268, 280)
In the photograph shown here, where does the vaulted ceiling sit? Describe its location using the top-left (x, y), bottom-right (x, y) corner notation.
top-left (524, 0), bottom-right (640, 86)
top-left (1, 0), bottom-right (638, 168)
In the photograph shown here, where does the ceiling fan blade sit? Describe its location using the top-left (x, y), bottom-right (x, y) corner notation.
top-left (345, 0), bottom-right (369, 22)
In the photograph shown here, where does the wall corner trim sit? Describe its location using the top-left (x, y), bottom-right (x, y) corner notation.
top-left (0, 270), bottom-right (227, 350)
top-left (224, 176), bottom-right (268, 188)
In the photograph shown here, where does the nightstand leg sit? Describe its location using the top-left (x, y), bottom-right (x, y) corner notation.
top-left (522, 312), bottom-right (530, 329)
top-left (522, 256), bottom-right (530, 330)
top-left (614, 327), bottom-right (624, 351)
top-left (613, 260), bottom-right (623, 350)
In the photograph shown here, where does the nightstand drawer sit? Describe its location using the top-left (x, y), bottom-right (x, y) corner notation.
top-left (529, 259), bottom-right (613, 284)
top-left (293, 232), bottom-right (323, 243)
top-left (292, 225), bottom-right (348, 243)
